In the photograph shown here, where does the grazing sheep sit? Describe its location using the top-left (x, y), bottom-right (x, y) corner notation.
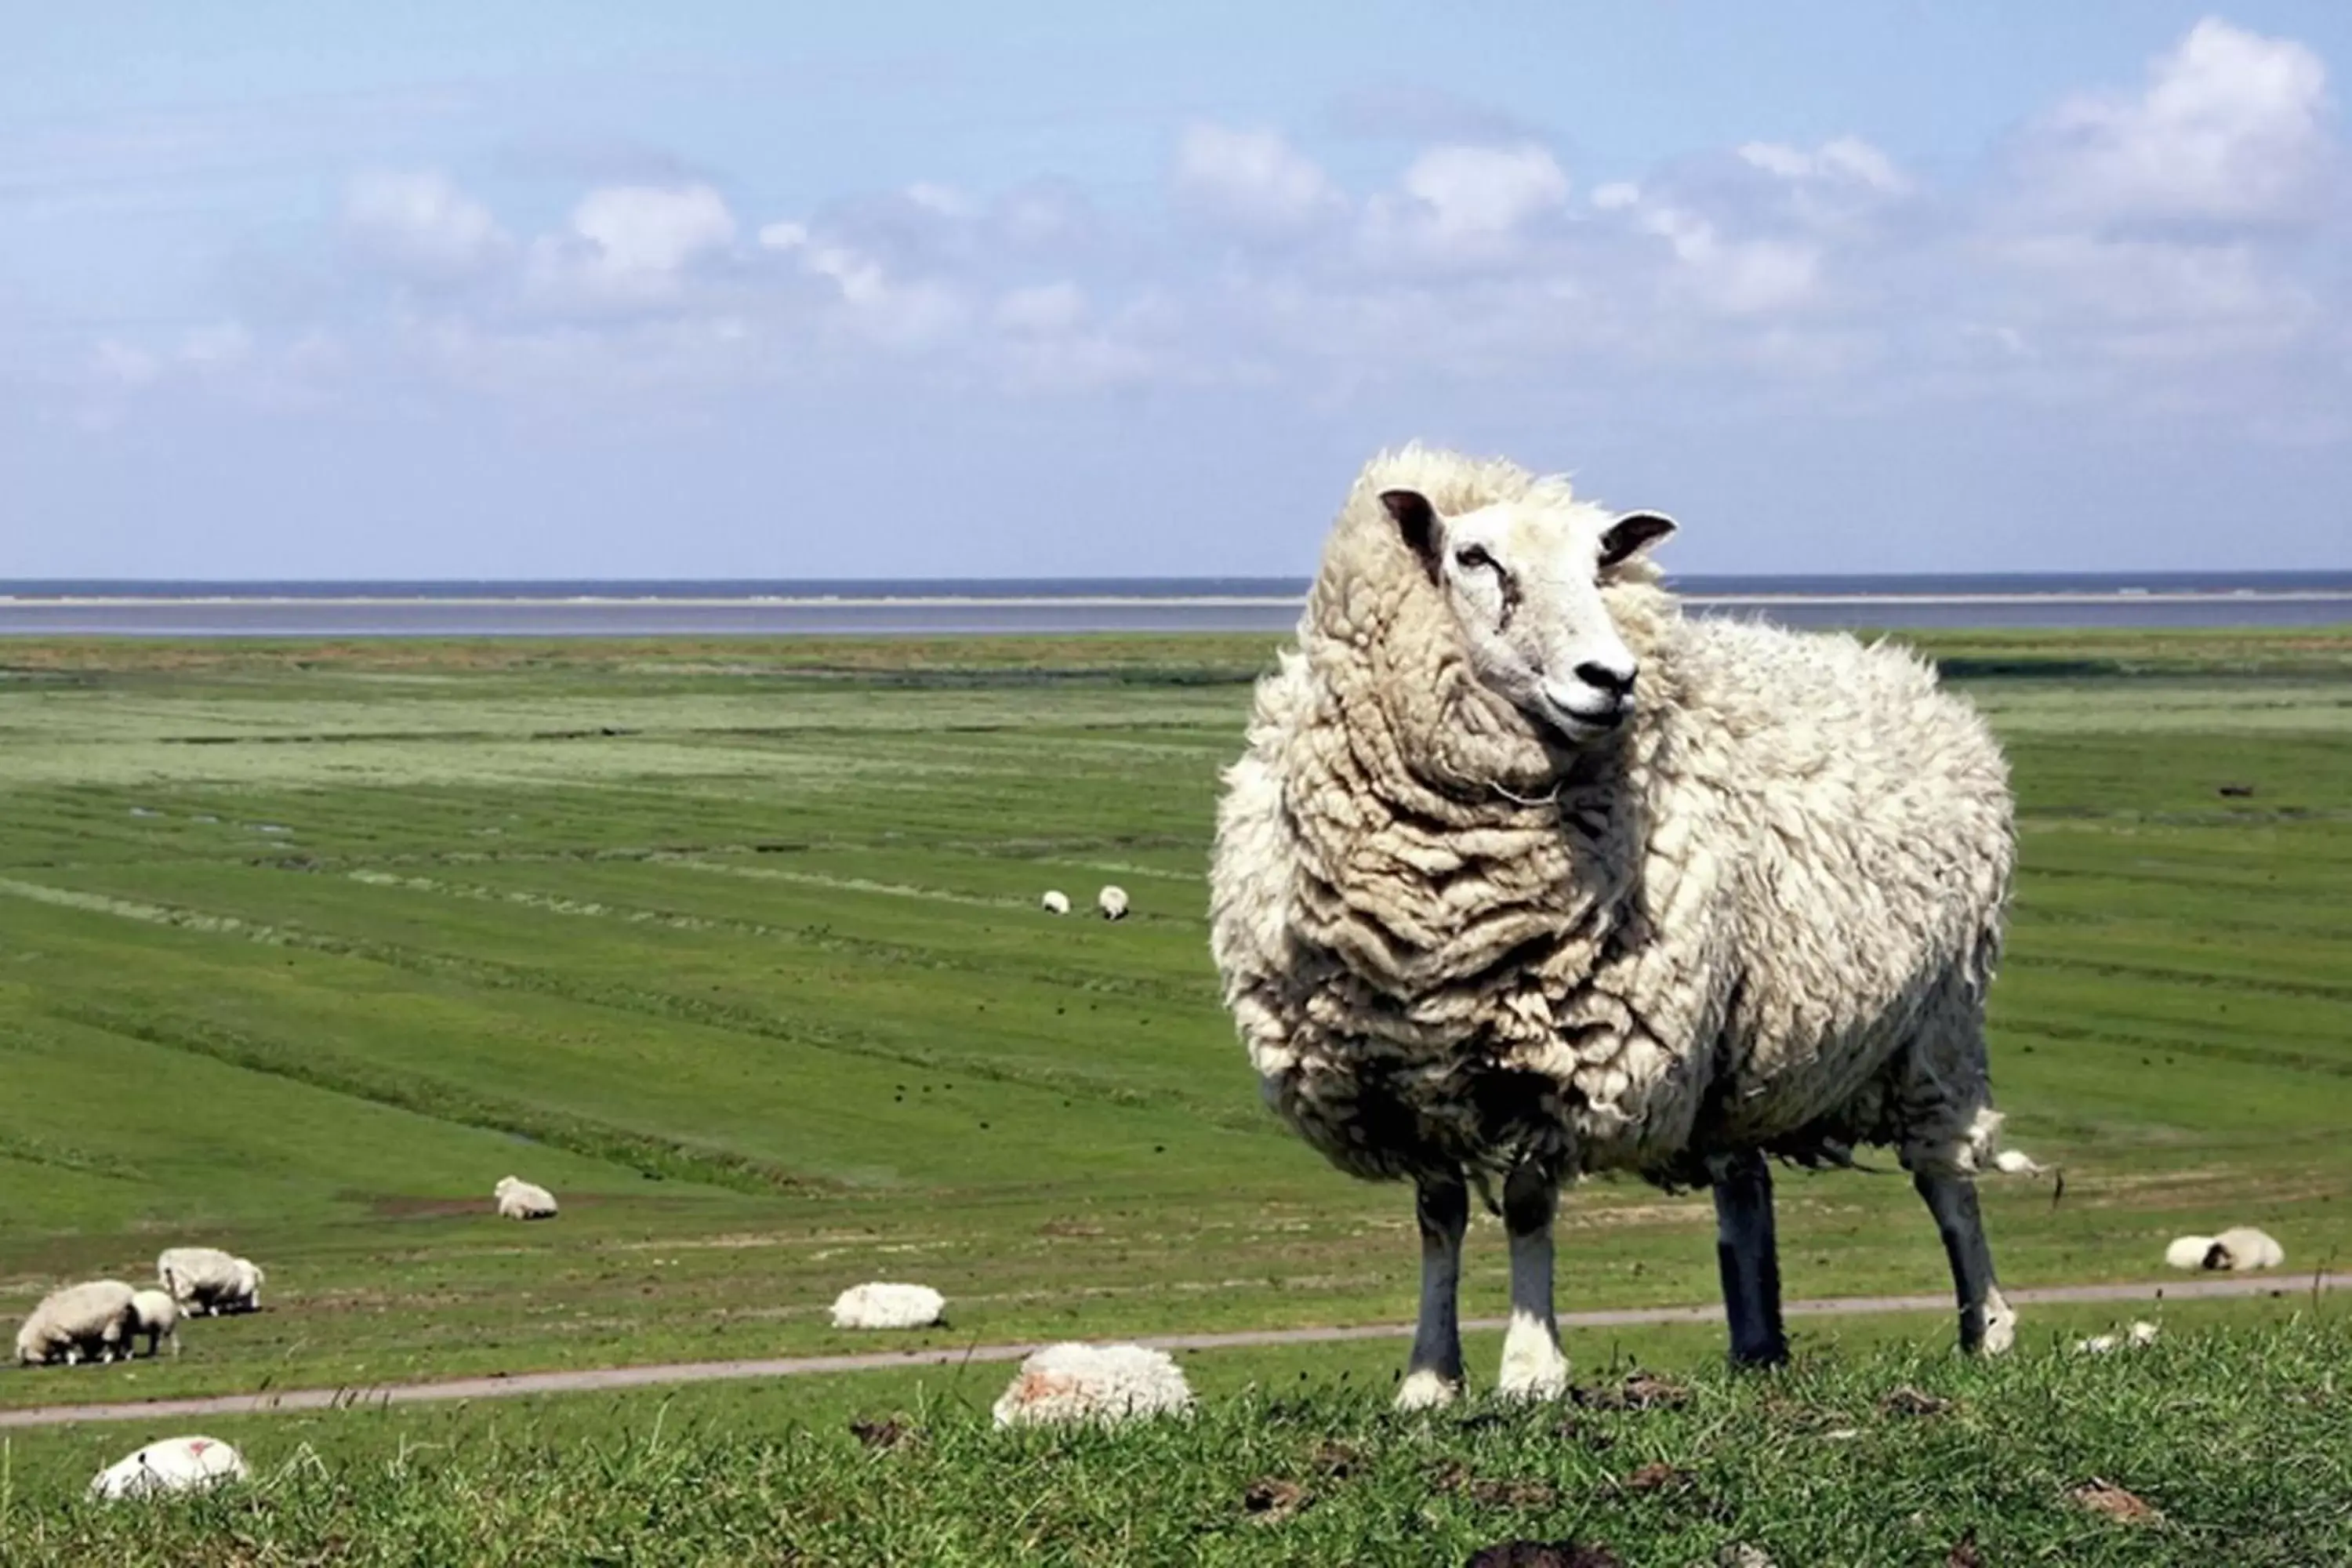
top-left (1041, 889), bottom-right (1072, 916)
top-left (129, 1288), bottom-right (182, 1358)
top-left (157, 1247), bottom-right (265, 1315)
top-left (990, 1342), bottom-right (1194, 1428)
top-left (88, 1436), bottom-right (250, 1501)
top-left (2074, 1320), bottom-right (2160, 1356)
top-left (494, 1175), bottom-right (559, 1220)
top-left (1210, 446), bottom-right (2020, 1405)
top-left (1097, 885), bottom-right (1130, 920)
top-left (829, 1282), bottom-right (946, 1330)
top-left (15, 1280), bottom-right (139, 1366)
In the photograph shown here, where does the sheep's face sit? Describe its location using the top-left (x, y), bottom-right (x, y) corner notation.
top-left (1382, 488), bottom-right (1675, 745)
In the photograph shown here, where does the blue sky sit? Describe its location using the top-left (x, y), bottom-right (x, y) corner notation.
top-left (5, 2), bottom-right (2348, 578)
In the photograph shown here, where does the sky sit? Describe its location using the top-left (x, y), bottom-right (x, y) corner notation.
top-left (4, 2), bottom-right (2349, 579)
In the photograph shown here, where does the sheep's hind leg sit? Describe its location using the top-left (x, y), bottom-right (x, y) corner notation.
top-left (1496, 1163), bottom-right (1569, 1399)
top-left (1396, 1170), bottom-right (1468, 1410)
top-left (1915, 1169), bottom-right (2016, 1355)
top-left (1709, 1149), bottom-right (1788, 1367)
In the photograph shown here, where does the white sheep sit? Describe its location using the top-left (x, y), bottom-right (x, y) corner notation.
top-left (829, 1282), bottom-right (946, 1330)
top-left (89, 1436), bottom-right (250, 1501)
top-left (129, 1288), bottom-right (182, 1358)
top-left (494, 1175), bottom-right (559, 1220)
top-left (2074, 1320), bottom-right (2160, 1356)
top-left (15, 1280), bottom-right (139, 1366)
top-left (1096, 885), bottom-right (1130, 920)
top-left (990, 1342), bottom-right (1194, 1428)
top-left (2169, 1227), bottom-right (2282, 1271)
top-left (1991, 1149), bottom-right (2045, 1176)
top-left (1041, 889), bottom-right (1072, 916)
top-left (158, 1247), bottom-right (265, 1316)
top-left (1210, 446), bottom-right (2020, 1406)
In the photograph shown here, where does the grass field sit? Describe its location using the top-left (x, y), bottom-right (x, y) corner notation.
top-left (1, 626), bottom-right (2348, 1557)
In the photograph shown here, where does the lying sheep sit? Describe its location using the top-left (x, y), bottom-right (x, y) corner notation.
top-left (1041, 890), bottom-right (1071, 916)
top-left (494, 1175), bottom-right (559, 1220)
top-left (15, 1280), bottom-right (138, 1366)
top-left (129, 1288), bottom-right (182, 1358)
top-left (829, 1282), bottom-right (946, 1330)
top-left (89, 1436), bottom-right (250, 1501)
top-left (158, 1247), bottom-right (265, 1316)
top-left (2168, 1227), bottom-right (2282, 1271)
top-left (1991, 1149), bottom-right (2045, 1175)
top-left (991, 1342), bottom-right (1193, 1428)
top-left (1211, 446), bottom-right (2022, 1402)
top-left (1097, 885), bottom-right (1130, 920)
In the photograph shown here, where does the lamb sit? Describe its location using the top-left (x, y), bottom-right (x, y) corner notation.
top-left (829, 1282), bottom-right (946, 1330)
top-left (88, 1436), bottom-right (250, 1501)
top-left (158, 1247), bottom-right (265, 1315)
top-left (494, 1175), bottom-right (559, 1220)
top-left (1097, 885), bottom-right (1130, 920)
top-left (1210, 446), bottom-right (2020, 1406)
top-left (15, 1279), bottom-right (139, 1366)
top-left (990, 1342), bottom-right (1194, 1428)
top-left (2168, 1227), bottom-right (2282, 1271)
top-left (129, 1288), bottom-right (182, 1357)
top-left (1041, 889), bottom-right (1072, 915)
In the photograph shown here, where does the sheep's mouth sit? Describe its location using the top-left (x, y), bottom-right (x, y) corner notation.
top-left (1530, 699), bottom-right (1628, 746)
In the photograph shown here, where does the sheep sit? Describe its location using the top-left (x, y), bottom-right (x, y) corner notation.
top-left (129, 1288), bottom-right (182, 1358)
top-left (1097, 885), bottom-right (1130, 920)
top-left (158, 1247), bottom-right (265, 1315)
top-left (15, 1280), bottom-right (139, 1367)
top-left (1041, 889), bottom-right (1072, 916)
top-left (88, 1436), bottom-right (250, 1501)
top-left (829, 1282), bottom-right (946, 1330)
top-left (2074, 1319), bottom-right (2161, 1356)
top-left (1209, 446), bottom-right (2020, 1406)
top-left (1991, 1149), bottom-right (2045, 1176)
top-left (494, 1175), bottom-right (559, 1220)
top-left (990, 1342), bottom-right (1194, 1428)
top-left (2169, 1227), bottom-right (2282, 1271)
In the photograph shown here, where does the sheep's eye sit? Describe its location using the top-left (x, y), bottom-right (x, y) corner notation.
top-left (1454, 546), bottom-right (1494, 571)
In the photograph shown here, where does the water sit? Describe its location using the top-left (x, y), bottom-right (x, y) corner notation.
top-left (2, 572), bottom-right (2347, 636)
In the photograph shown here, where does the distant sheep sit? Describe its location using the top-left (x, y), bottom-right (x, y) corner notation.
top-left (89, 1436), bottom-right (250, 1501)
top-left (2074, 1320), bottom-right (2160, 1356)
top-left (495, 1175), bottom-right (559, 1221)
top-left (829, 1282), bottom-right (946, 1330)
top-left (129, 1288), bottom-right (182, 1358)
top-left (991, 1342), bottom-right (1193, 1428)
top-left (2168, 1226), bottom-right (2283, 1272)
top-left (1096, 885), bottom-right (1130, 920)
top-left (1040, 890), bottom-right (1071, 916)
top-left (158, 1247), bottom-right (265, 1315)
top-left (1991, 1149), bottom-right (2046, 1175)
top-left (15, 1280), bottom-right (138, 1367)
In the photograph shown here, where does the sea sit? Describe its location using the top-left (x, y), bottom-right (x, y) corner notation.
top-left (2, 572), bottom-right (2348, 637)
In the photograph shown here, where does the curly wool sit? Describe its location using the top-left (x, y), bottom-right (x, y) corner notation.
top-left (1210, 447), bottom-right (2016, 1190)
top-left (989, 1342), bottom-right (1195, 1428)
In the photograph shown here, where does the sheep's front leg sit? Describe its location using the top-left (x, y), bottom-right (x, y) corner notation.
top-left (1497, 1163), bottom-right (1569, 1399)
top-left (1709, 1149), bottom-right (1788, 1367)
top-left (1915, 1168), bottom-right (2016, 1355)
top-left (1396, 1171), bottom-right (1468, 1410)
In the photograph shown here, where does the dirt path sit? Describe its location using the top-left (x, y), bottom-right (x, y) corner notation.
top-left (5, 1272), bottom-right (2341, 1431)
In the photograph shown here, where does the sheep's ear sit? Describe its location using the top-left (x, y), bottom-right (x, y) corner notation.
top-left (1599, 510), bottom-right (1675, 568)
top-left (1380, 489), bottom-right (1443, 583)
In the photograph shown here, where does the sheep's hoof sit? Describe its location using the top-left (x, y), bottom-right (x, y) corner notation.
top-left (1395, 1369), bottom-right (1462, 1411)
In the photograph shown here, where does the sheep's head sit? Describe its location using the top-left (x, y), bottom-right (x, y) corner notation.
top-left (1381, 487), bottom-right (1675, 746)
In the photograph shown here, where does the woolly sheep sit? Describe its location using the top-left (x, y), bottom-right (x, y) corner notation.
top-left (1041, 889), bottom-right (1071, 916)
top-left (88, 1436), bottom-right (250, 1501)
top-left (1991, 1149), bottom-right (2045, 1175)
top-left (494, 1175), bottom-right (559, 1220)
top-left (829, 1282), bottom-right (946, 1330)
top-left (129, 1288), bottom-right (182, 1358)
top-left (2169, 1227), bottom-right (2282, 1271)
top-left (1210, 447), bottom-right (2020, 1406)
top-left (158, 1247), bottom-right (265, 1316)
top-left (1096, 885), bottom-right (1130, 920)
top-left (990, 1342), bottom-right (1194, 1428)
top-left (15, 1280), bottom-right (138, 1367)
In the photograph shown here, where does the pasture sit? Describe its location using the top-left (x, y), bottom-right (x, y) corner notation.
top-left (2, 627), bottom-right (2348, 1559)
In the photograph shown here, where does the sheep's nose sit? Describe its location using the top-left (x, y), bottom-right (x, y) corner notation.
top-left (1576, 659), bottom-right (1637, 695)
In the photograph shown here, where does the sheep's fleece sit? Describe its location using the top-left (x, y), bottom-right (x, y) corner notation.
top-left (829, 1282), bottom-right (946, 1330)
top-left (990, 1342), bottom-right (1195, 1428)
top-left (89, 1436), bottom-right (250, 1501)
top-left (1210, 446), bottom-right (2016, 1191)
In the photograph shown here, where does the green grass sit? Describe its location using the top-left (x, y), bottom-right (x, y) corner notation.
top-left (0, 627), bottom-right (2348, 1555)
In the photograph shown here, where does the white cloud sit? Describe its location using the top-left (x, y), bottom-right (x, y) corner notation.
top-left (1172, 124), bottom-right (1345, 234)
top-left (343, 171), bottom-right (507, 278)
top-left (549, 183), bottom-right (738, 298)
top-left (1738, 136), bottom-right (1906, 193)
top-left (1390, 143), bottom-right (1570, 250)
